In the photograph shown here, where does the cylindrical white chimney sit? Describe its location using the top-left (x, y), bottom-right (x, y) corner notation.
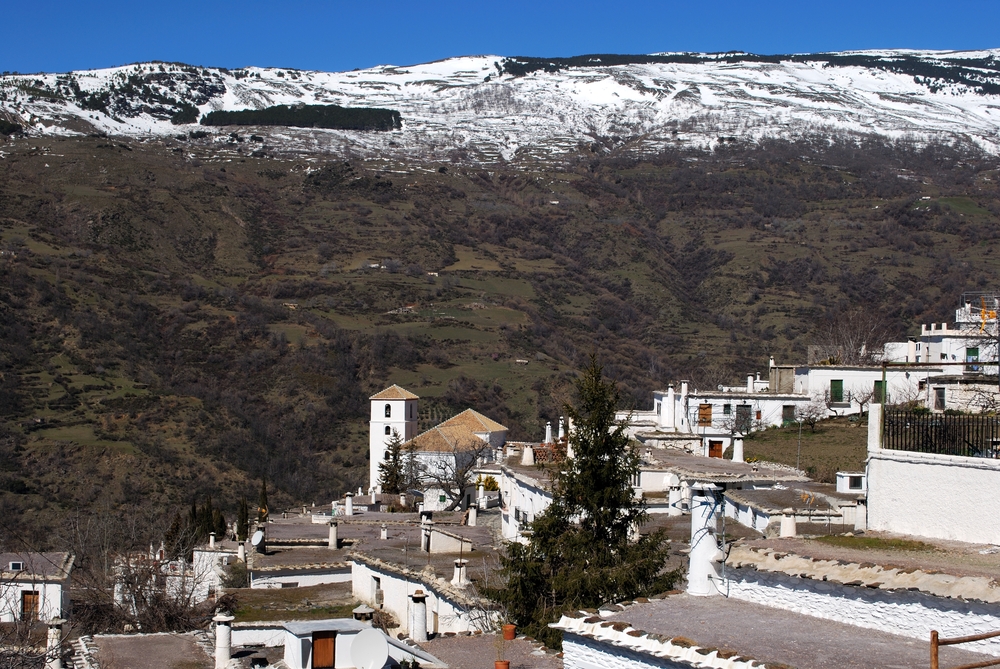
top-left (544, 422), bottom-right (552, 443)
top-left (410, 591), bottom-right (428, 642)
top-left (213, 614), bottom-right (234, 669)
top-left (477, 483), bottom-right (485, 502)
top-left (732, 438), bottom-right (744, 463)
top-left (399, 492), bottom-right (407, 508)
top-left (237, 543), bottom-right (246, 562)
top-left (421, 519), bottom-right (433, 552)
top-left (209, 533), bottom-right (216, 548)
top-left (558, 417), bottom-right (565, 441)
top-left (687, 483), bottom-right (722, 597)
top-left (345, 493), bottom-right (354, 517)
top-left (521, 445), bottom-right (535, 466)
top-left (357, 486), bottom-right (363, 496)
top-left (380, 524), bottom-right (388, 540)
top-left (328, 521), bottom-right (338, 549)
top-left (468, 505), bottom-right (477, 526)
top-left (780, 509), bottom-right (797, 538)
top-left (45, 618), bottom-right (64, 669)
top-left (667, 487), bottom-right (683, 517)
top-left (665, 385), bottom-right (676, 430)
top-left (746, 375), bottom-right (754, 393)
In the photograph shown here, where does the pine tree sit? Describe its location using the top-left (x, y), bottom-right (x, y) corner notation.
top-left (258, 477), bottom-right (269, 523)
top-left (485, 358), bottom-right (679, 648)
top-left (378, 429), bottom-right (406, 494)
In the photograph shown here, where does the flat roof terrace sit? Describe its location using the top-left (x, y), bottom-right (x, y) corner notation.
top-left (590, 593), bottom-right (995, 669)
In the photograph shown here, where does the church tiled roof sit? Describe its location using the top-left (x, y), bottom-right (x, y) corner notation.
top-left (405, 409), bottom-right (507, 453)
top-left (369, 384), bottom-right (419, 401)
top-left (437, 408), bottom-right (507, 433)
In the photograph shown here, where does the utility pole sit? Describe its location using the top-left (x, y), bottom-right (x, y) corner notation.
top-left (796, 417), bottom-right (803, 471)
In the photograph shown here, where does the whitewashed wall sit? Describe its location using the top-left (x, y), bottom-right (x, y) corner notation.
top-left (351, 560), bottom-right (482, 636)
top-left (0, 581), bottom-right (66, 622)
top-left (727, 568), bottom-right (1000, 656)
top-left (562, 633), bottom-right (700, 669)
top-left (867, 449), bottom-right (1000, 544)
top-left (499, 468), bottom-right (553, 542)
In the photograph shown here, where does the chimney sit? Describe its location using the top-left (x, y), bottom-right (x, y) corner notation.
top-left (451, 559), bottom-right (470, 588)
top-left (769, 356), bottom-right (776, 369)
top-left (209, 533), bottom-right (216, 548)
top-left (687, 483), bottom-right (723, 597)
top-left (45, 618), bottom-right (65, 669)
top-left (399, 492), bottom-right (407, 508)
top-left (345, 493), bottom-right (354, 517)
top-left (544, 422), bottom-right (553, 444)
top-left (420, 518), bottom-right (433, 552)
top-left (409, 591), bottom-right (428, 642)
top-left (468, 505), bottom-right (477, 526)
top-left (746, 375), bottom-right (754, 393)
top-left (237, 543), bottom-right (246, 562)
top-left (477, 483), bottom-right (485, 503)
top-left (732, 438), bottom-right (744, 463)
top-left (380, 524), bottom-right (388, 541)
top-left (663, 384), bottom-right (676, 430)
top-left (520, 445), bottom-right (535, 466)
top-left (557, 417), bottom-right (565, 441)
top-left (213, 614), bottom-right (235, 669)
top-left (328, 521), bottom-right (338, 549)
top-left (780, 509), bottom-right (797, 538)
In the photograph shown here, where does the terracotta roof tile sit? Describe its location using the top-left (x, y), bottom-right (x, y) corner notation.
top-left (369, 385), bottom-right (419, 401)
top-left (437, 408), bottom-right (507, 433)
top-left (407, 424), bottom-right (490, 453)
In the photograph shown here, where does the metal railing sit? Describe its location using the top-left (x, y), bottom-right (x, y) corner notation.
top-left (884, 410), bottom-right (1000, 459)
top-left (931, 629), bottom-right (1000, 669)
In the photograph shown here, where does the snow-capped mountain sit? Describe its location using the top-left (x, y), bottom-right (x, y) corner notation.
top-left (2, 50), bottom-right (1000, 161)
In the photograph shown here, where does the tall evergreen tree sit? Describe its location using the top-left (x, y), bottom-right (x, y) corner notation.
top-left (237, 495), bottom-right (250, 541)
top-left (485, 358), bottom-right (679, 648)
top-left (378, 429), bottom-right (406, 494)
top-left (258, 477), bottom-right (269, 523)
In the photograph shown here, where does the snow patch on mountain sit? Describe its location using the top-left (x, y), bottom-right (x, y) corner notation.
top-left (2, 50), bottom-right (999, 162)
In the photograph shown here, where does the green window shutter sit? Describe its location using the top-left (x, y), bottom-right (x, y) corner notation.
top-left (830, 380), bottom-right (844, 403)
top-left (874, 380), bottom-right (884, 404)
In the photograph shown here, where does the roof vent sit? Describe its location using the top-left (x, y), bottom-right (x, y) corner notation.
top-left (9, 562), bottom-right (23, 572)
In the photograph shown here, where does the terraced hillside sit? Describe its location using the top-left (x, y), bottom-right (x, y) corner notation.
top-left (1, 132), bottom-right (999, 549)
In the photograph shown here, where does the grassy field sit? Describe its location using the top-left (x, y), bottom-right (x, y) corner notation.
top-left (741, 416), bottom-right (868, 482)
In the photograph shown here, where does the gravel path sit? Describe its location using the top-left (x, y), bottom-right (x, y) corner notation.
top-left (422, 634), bottom-right (562, 669)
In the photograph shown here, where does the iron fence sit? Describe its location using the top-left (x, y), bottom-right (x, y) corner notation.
top-left (884, 410), bottom-right (1000, 459)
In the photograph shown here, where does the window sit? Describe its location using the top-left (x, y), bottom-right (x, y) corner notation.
top-left (830, 380), bottom-right (844, 403)
top-left (967, 347), bottom-right (981, 372)
top-left (849, 476), bottom-right (863, 490)
top-left (934, 387), bottom-right (946, 411)
top-left (874, 380), bottom-right (885, 404)
top-left (632, 472), bottom-right (641, 487)
top-left (782, 405), bottom-right (796, 424)
top-left (723, 404), bottom-right (732, 415)
top-left (697, 404), bottom-right (712, 427)
top-left (735, 405), bottom-right (752, 433)
top-left (384, 403), bottom-right (392, 418)
top-left (384, 425), bottom-right (391, 435)
top-left (655, 401), bottom-right (661, 415)
top-left (9, 561), bottom-right (23, 571)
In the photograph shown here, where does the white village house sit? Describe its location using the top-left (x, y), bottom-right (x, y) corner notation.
top-left (0, 552), bottom-right (73, 623)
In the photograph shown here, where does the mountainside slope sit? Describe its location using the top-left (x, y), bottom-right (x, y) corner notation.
top-left (2, 50), bottom-right (1000, 161)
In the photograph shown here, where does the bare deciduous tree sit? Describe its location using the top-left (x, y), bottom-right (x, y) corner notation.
top-left (796, 396), bottom-right (828, 432)
top-left (813, 308), bottom-right (896, 366)
top-left (418, 438), bottom-right (492, 511)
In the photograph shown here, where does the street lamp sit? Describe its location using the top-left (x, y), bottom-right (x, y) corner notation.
top-left (796, 417), bottom-right (804, 472)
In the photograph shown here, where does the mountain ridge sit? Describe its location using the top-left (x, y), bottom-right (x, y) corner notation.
top-left (2, 49), bottom-right (1000, 162)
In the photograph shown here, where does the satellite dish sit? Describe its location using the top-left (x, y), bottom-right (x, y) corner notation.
top-left (250, 530), bottom-right (264, 547)
top-left (350, 628), bottom-right (389, 669)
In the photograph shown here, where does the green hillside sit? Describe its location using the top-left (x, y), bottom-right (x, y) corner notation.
top-left (1, 133), bottom-right (998, 548)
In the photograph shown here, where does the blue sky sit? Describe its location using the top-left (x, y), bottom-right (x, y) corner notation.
top-left (3, 0), bottom-right (999, 74)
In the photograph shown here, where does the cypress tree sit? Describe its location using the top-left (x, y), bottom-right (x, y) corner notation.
top-left (485, 358), bottom-right (680, 648)
top-left (237, 495), bottom-right (249, 541)
top-left (378, 429), bottom-right (406, 494)
top-left (258, 477), bottom-right (269, 523)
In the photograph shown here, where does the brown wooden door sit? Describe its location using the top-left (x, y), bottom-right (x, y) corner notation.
top-left (21, 591), bottom-right (39, 621)
top-left (312, 631), bottom-right (335, 669)
top-left (708, 441), bottom-right (723, 458)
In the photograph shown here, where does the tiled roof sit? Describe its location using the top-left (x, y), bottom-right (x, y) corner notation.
top-left (0, 552), bottom-right (73, 580)
top-left (406, 424), bottom-right (490, 453)
top-left (369, 384), bottom-right (419, 401)
top-left (437, 408), bottom-right (507, 433)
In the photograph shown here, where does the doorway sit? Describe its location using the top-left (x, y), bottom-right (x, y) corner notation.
top-left (21, 591), bottom-right (39, 621)
top-left (708, 441), bottom-right (723, 458)
top-left (312, 631), bottom-right (335, 669)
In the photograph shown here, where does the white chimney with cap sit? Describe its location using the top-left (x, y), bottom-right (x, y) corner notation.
top-left (687, 483), bottom-right (724, 597)
top-left (544, 421), bottom-right (552, 443)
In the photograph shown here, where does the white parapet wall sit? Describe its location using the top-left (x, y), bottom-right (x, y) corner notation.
top-left (726, 566), bottom-right (1000, 656)
top-left (867, 448), bottom-right (1000, 544)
